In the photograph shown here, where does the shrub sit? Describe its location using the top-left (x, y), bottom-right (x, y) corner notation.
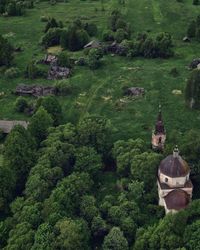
top-left (185, 69), bottom-right (200, 109)
top-left (15, 97), bottom-right (29, 112)
top-left (60, 24), bottom-right (89, 51)
top-left (0, 35), bottom-right (14, 66)
top-left (115, 28), bottom-right (128, 43)
top-left (25, 60), bottom-right (47, 79)
top-left (40, 16), bottom-right (49, 22)
top-left (41, 28), bottom-right (63, 48)
top-left (88, 48), bottom-right (103, 70)
top-left (44, 18), bottom-right (59, 33)
top-left (84, 23), bottom-right (98, 36)
top-left (54, 80), bottom-right (74, 95)
top-left (102, 30), bottom-right (115, 41)
top-left (4, 67), bottom-right (20, 79)
top-left (187, 21), bottom-right (196, 38)
top-left (57, 51), bottom-right (72, 68)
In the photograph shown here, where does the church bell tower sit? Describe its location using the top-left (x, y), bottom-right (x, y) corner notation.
top-left (152, 105), bottom-right (166, 151)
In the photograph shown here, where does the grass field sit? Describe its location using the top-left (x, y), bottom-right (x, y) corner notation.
top-left (0, 0), bottom-right (200, 142)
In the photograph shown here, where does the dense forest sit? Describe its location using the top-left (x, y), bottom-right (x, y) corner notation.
top-left (1, 0), bottom-right (200, 249)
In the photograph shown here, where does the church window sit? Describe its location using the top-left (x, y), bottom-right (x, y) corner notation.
top-left (165, 177), bottom-right (168, 182)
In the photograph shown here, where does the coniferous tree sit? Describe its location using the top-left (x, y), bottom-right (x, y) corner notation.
top-left (0, 35), bottom-right (14, 66)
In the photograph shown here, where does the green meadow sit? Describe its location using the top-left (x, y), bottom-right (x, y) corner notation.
top-left (1, 0), bottom-right (200, 142)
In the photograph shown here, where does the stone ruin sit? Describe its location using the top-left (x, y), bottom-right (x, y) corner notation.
top-left (15, 84), bottom-right (56, 97)
top-left (106, 41), bottom-right (127, 56)
top-left (48, 66), bottom-right (71, 80)
top-left (124, 87), bottom-right (145, 97)
top-left (42, 54), bottom-right (58, 65)
top-left (40, 54), bottom-right (71, 80)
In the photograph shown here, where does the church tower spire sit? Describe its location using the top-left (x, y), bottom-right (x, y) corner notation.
top-left (152, 105), bottom-right (166, 151)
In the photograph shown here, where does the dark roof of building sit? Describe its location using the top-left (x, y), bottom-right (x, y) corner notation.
top-left (164, 189), bottom-right (190, 211)
top-left (0, 120), bottom-right (29, 133)
top-left (159, 149), bottom-right (190, 178)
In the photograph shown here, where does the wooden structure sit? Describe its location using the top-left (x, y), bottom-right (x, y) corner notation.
top-left (0, 120), bottom-right (29, 133)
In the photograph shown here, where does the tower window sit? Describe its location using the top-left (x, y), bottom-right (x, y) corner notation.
top-left (165, 178), bottom-right (168, 183)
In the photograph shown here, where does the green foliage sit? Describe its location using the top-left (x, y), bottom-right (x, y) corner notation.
top-left (54, 80), bottom-right (74, 95)
top-left (103, 227), bottom-right (128, 250)
top-left (43, 172), bottom-right (93, 217)
top-left (193, 0), bottom-right (199, 5)
top-left (5, 222), bottom-right (35, 250)
top-left (0, 35), bottom-right (14, 66)
top-left (88, 48), bottom-right (103, 70)
top-left (36, 96), bottom-right (62, 125)
top-left (60, 23), bottom-right (89, 51)
top-left (74, 146), bottom-right (102, 176)
top-left (91, 216), bottom-right (108, 239)
top-left (187, 21), bottom-right (196, 38)
top-left (0, 165), bottom-right (16, 213)
top-left (115, 28), bottom-right (128, 43)
top-left (102, 29), bottom-right (114, 41)
top-left (57, 51), bottom-right (72, 68)
top-left (4, 67), bottom-right (20, 79)
top-left (185, 69), bottom-right (200, 109)
top-left (80, 195), bottom-right (99, 223)
top-left (44, 17), bottom-right (59, 33)
top-left (29, 107), bottom-right (53, 145)
top-left (5, 1), bottom-right (25, 16)
top-left (184, 220), bottom-right (200, 250)
top-left (32, 223), bottom-right (54, 250)
top-left (25, 60), bottom-right (47, 79)
top-left (4, 125), bottom-right (36, 191)
top-left (41, 27), bottom-right (63, 48)
top-left (55, 218), bottom-right (90, 250)
top-left (77, 115), bottom-right (112, 156)
top-left (15, 96), bottom-right (28, 112)
top-left (84, 22), bottom-right (98, 36)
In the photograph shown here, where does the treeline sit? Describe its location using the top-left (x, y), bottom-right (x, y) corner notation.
top-left (0, 0), bottom-right (34, 16)
top-left (0, 112), bottom-right (162, 249)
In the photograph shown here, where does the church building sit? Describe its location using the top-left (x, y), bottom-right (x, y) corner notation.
top-left (157, 146), bottom-right (193, 214)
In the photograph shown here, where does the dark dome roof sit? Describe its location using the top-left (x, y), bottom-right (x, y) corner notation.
top-left (164, 189), bottom-right (190, 210)
top-left (159, 154), bottom-right (189, 178)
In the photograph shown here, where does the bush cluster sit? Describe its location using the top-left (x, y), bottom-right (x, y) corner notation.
top-left (40, 17), bottom-right (98, 51)
top-left (102, 10), bottom-right (131, 42)
top-left (0, 0), bottom-right (34, 16)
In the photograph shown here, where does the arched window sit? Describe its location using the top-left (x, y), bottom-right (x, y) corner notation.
top-left (165, 177), bottom-right (168, 183)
